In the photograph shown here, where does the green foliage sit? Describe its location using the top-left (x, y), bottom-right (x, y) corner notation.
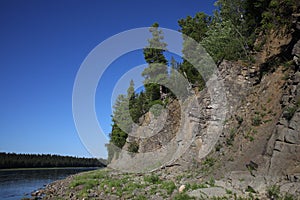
top-left (252, 115), bottom-right (262, 126)
top-left (216, 0), bottom-right (299, 49)
top-left (281, 193), bottom-right (296, 200)
top-left (207, 177), bottom-right (215, 187)
top-left (148, 99), bottom-right (164, 117)
top-left (201, 20), bottom-right (248, 62)
top-left (187, 182), bottom-right (208, 190)
top-left (178, 12), bottom-right (210, 43)
top-left (260, 0), bottom-right (299, 30)
top-left (284, 106), bottom-right (297, 121)
top-left (236, 115), bottom-right (244, 125)
top-left (179, 60), bottom-right (206, 88)
top-left (143, 23), bottom-right (167, 65)
top-left (129, 91), bottom-right (147, 124)
top-left (226, 189), bottom-right (233, 194)
top-left (128, 141), bottom-right (139, 153)
top-left (142, 23), bottom-right (168, 104)
top-left (144, 174), bottom-right (161, 184)
top-left (178, 12), bottom-right (209, 88)
top-left (173, 193), bottom-right (196, 200)
top-left (134, 195), bottom-right (147, 200)
top-left (110, 123), bottom-right (128, 149)
top-left (202, 157), bottom-right (216, 167)
top-left (112, 94), bottom-right (132, 134)
top-left (226, 128), bottom-right (236, 146)
top-left (108, 90), bottom-right (132, 162)
top-left (0, 152), bottom-right (104, 169)
top-left (161, 181), bottom-right (176, 195)
top-left (201, 157), bottom-right (217, 174)
top-left (169, 57), bottom-right (190, 100)
top-left (267, 185), bottom-right (280, 199)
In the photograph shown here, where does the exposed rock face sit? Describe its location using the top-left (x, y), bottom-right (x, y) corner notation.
top-left (267, 71), bottom-right (300, 177)
top-left (107, 11), bottom-right (300, 198)
top-left (109, 71), bottom-right (227, 172)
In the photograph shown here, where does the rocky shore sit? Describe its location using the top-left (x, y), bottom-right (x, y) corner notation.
top-left (28, 167), bottom-right (299, 200)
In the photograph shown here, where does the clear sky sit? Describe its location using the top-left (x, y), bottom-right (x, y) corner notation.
top-left (0, 0), bottom-right (216, 158)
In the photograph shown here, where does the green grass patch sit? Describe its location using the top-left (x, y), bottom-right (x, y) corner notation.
top-left (173, 193), bottom-right (196, 200)
top-left (161, 181), bottom-right (176, 195)
top-left (144, 174), bottom-right (161, 184)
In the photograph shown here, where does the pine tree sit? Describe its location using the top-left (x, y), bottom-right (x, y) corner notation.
top-left (112, 94), bottom-right (132, 134)
top-left (142, 23), bottom-right (168, 102)
top-left (127, 79), bottom-right (135, 101)
top-left (178, 12), bottom-right (210, 88)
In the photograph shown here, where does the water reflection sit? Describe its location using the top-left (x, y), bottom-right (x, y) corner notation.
top-left (0, 168), bottom-right (98, 200)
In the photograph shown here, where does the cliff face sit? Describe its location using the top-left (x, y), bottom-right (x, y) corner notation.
top-left (109, 13), bottom-right (300, 197)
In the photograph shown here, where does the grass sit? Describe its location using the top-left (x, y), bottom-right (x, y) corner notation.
top-left (202, 157), bottom-right (216, 167)
top-left (134, 195), bottom-right (147, 200)
top-left (244, 128), bottom-right (255, 142)
top-left (252, 115), bottom-right (262, 126)
top-left (245, 186), bottom-right (256, 193)
top-left (173, 193), bottom-right (196, 200)
top-left (161, 181), bottom-right (176, 195)
top-left (267, 185), bottom-right (280, 199)
top-left (284, 106), bottom-right (297, 121)
top-left (226, 128), bottom-right (236, 146)
top-left (225, 189), bottom-right (232, 194)
top-left (200, 157), bottom-right (216, 174)
top-left (144, 174), bottom-right (161, 184)
top-left (53, 168), bottom-right (300, 200)
top-left (207, 177), bottom-right (215, 187)
top-left (185, 182), bottom-right (208, 191)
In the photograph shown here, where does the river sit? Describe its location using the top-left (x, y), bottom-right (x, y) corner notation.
top-left (0, 167), bottom-right (98, 200)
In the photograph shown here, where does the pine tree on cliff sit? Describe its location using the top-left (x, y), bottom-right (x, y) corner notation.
top-left (178, 12), bottom-right (209, 88)
top-left (142, 23), bottom-right (168, 102)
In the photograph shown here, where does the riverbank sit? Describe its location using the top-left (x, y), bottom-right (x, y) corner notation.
top-left (32, 168), bottom-right (300, 200)
top-left (0, 167), bottom-right (99, 200)
top-left (0, 167), bottom-right (99, 172)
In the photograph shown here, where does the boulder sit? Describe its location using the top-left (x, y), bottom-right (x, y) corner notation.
top-left (188, 187), bottom-right (227, 198)
top-left (284, 129), bottom-right (300, 144)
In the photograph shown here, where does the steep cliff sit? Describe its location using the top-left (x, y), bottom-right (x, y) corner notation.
top-left (107, 12), bottom-right (300, 199)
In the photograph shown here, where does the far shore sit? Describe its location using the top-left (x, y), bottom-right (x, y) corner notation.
top-left (0, 167), bottom-right (102, 172)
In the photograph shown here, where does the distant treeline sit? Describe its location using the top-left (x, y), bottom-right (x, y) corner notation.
top-left (0, 152), bottom-right (106, 169)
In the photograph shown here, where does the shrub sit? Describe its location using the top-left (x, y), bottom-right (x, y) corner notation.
top-left (128, 141), bottom-right (139, 153)
top-left (173, 193), bottom-right (195, 200)
top-left (207, 177), bottom-right (215, 187)
top-left (161, 181), bottom-right (176, 195)
top-left (245, 186), bottom-right (256, 193)
top-left (236, 115), bottom-right (244, 125)
top-left (284, 106), bottom-right (297, 121)
top-left (267, 185), bottom-right (280, 199)
top-left (144, 174), bottom-right (161, 184)
top-left (252, 116), bottom-right (262, 126)
top-left (202, 157), bottom-right (216, 167)
top-left (226, 128), bottom-right (236, 146)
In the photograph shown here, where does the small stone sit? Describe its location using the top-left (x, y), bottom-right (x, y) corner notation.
top-left (179, 185), bottom-right (186, 193)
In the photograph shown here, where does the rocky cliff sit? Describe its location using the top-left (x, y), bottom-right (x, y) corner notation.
top-left (107, 13), bottom-right (300, 199)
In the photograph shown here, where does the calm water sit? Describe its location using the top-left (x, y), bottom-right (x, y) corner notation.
top-left (0, 168), bottom-right (98, 200)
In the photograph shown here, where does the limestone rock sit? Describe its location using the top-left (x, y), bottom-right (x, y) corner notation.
top-left (178, 185), bottom-right (185, 193)
top-left (188, 187), bottom-right (227, 198)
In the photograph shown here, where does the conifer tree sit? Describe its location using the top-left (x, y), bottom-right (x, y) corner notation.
top-left (142, 23), bottom-right (168, 102)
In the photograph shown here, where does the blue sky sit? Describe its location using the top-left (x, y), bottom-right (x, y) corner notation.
top-left (0, 0), bottom-right (216, 158)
